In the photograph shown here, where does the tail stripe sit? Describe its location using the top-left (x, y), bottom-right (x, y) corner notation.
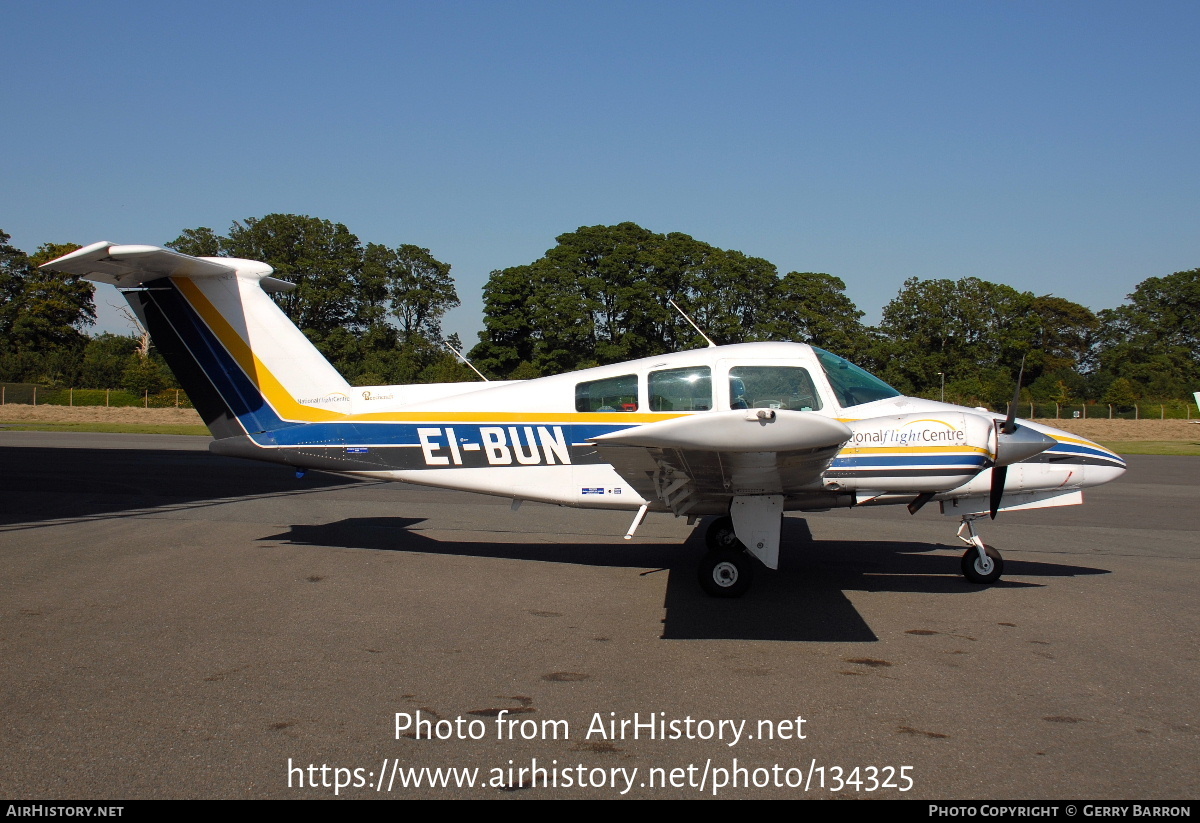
top-left (140, 282), bottom-right (291, 435)
top-left (172, 277), bottom-right (349, 424)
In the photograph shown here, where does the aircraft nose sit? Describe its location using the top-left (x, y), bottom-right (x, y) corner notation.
top-left (1037, 424), bottom-right (1126, 487)
top-left (1083, 461), bottom-right (1126, 487)
top-left (1070, 435), bottom-right (1126, 487)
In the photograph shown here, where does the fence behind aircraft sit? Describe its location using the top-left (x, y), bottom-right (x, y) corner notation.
top-left (0, 383), bottom-right (194, 409)
top-left (1000, 401), bottom-right (1194, 420)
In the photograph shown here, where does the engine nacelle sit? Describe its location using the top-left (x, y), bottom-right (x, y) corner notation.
top-left (826, 411), bottom-right (994, 492)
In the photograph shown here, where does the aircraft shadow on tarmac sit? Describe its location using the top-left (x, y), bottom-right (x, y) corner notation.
top-left (259, 517), bottom-right (1111, 643)
top-left (0, 446), bottom-right (360, 526)
top-left (1, 444), bottom-right (1111, 641)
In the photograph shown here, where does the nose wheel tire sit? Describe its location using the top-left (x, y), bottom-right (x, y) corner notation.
top-left (698, 549), bottom-right (755, 598)
top-left (961, 544), bottom-right (1004, 584)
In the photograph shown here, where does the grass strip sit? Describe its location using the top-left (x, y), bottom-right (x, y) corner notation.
top-left (1096, 441), bottom-right (1200, 456)
top-left (0, 422), bottom-right (211, 436)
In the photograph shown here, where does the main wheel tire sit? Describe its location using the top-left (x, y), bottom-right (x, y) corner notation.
top-left (961, 545), bottom-right (1004, 584)
top-left (705, 516), bottom-right (743, 552)
top-left (698, 549), bottom-right (755, 598)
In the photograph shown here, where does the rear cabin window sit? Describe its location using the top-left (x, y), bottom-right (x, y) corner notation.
top-left (575, 374), bottom-right (638, 412)
top-left (649, 366), bottom-right (712, 411)
top-left (728, 366), bottom-right (822, 411)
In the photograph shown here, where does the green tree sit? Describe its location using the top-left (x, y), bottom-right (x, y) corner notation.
top-left (0, 230), bottom-right (29, 345)
top-left (472, 223), bottom-right (677, 376)
top-left (121, 352), bottom-right (171, 395)
top-left (80, 333), bottom-right (140, 388)
top-left (1102, 376), bottom-right (1139, 408)
top-left (361, 243), bottom-right (459, 342)
top-left (5, 242), bottom-right (94, 360)
top-left (166, 227), bottom-right (221, 257)
top-left (760, 271), bottom-right (870, 359)
top-left (470, 223), bottom-right (863, 378)
top-left (167, 217), bottom-right (461, 385)
top-left (222, 215), bottom-right (364, 341)
top-left (870, 278), bottom-right (1098, 402)
top-left (472, 265), bottom-right (540, 377)
top-left (873, 277), bottom-right (1033, 398)
top-left (170, 215), bottom-right (364, 343)
top-left (1095, 268), bottom-right (1200, 398)
top-left (1027, 295), bottom-right (1099, 380)
top-left (677, 246), bottom-right (780, 347)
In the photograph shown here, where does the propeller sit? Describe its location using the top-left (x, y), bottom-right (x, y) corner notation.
top-left (988, 355), bottom-right (1055, 518)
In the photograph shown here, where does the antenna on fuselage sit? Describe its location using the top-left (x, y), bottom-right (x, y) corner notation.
top-left (443, 341), bottom-right (490, 382)
top-left (668, 299), bottom-right (716, 348)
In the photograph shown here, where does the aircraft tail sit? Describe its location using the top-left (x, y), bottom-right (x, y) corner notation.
top-left (40, 242), bottom-right (353, 439)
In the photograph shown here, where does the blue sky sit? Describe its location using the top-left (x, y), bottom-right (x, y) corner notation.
top-left (5, 1), bottom-right (1198, 345)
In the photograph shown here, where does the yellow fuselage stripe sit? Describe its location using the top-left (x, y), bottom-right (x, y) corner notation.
top-left (843, 445), bottom-right (990, 456)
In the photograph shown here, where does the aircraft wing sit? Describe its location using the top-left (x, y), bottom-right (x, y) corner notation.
top-left (588, 409), bottom-right (852, 515)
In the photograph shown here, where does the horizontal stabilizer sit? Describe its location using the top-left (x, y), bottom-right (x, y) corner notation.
top-left (39, 241), bottom-right (295, 292)
top-left (40, 241), bottom-right (343, 440)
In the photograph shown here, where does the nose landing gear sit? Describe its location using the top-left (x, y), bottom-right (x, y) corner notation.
top-left (957, 515), bottom-right (1004, 584)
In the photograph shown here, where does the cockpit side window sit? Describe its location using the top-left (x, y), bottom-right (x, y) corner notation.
top-left (813, 347), bottom-right (901, 408)
top-left (576, 374), bottom-right (638, 412)
top-left (649, 367), bottom-right (711, 411)
top-left (728, 366), bottom-right (822, 411)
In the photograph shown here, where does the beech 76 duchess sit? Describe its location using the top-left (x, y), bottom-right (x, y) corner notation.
top-left (43, 243), bottom-right (1126, 597)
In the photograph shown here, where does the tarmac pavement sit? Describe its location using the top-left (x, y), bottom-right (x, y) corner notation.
top-left (1, 431), bottom-right (1196, 799)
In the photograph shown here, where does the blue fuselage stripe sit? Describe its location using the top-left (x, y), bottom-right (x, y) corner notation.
top-left (831, 454), bottom-right (988, 468)
top-left (149, 283), bottom-right (294, 434)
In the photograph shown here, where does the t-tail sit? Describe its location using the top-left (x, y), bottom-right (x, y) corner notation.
top-left (40, 242), bottom-right (355, 440)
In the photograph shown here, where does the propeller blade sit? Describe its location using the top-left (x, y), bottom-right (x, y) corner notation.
top-left (989, 465), bottom-right (1007, 519)
top-left (991, 353), bottom-right (1055, 482)
top-left (992, 353), bottom-right (1036, 519)
top-left (1003, 354), bottom-right (1027, 435)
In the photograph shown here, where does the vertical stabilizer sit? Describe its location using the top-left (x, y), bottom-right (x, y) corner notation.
top-left (40, 243), bottom-right (353, 438)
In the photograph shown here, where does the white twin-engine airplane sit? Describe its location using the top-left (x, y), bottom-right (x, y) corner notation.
top-left (44, 243), bottom-right (1127, 598)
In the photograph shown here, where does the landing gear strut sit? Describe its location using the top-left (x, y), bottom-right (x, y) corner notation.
top-left (699, 516), bottom-right (755, 598)
top-left (956, 515), bottom-right (1004, 584)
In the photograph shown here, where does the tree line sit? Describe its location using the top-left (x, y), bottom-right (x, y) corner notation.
top-left (469, 222), bottom-right (1198, 407)
top-left (0, 216), bottom-right (474, 394)
top-left (2, 218), bottom-right (1196, 408)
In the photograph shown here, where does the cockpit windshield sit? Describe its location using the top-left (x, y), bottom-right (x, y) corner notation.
top-left (812, 347), bottom-right (901, 408)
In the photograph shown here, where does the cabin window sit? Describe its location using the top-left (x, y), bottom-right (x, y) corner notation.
top-left (728, 366), bottom-right (822, 411)
top-left (649, 366), bottom-right (711, 411)
top-left (575, 374), bottom-right (639, 412)
top-left (812, 347), bottom-right (901, 407)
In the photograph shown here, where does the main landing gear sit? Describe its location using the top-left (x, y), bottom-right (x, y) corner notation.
top-left (696, 513), bottom-right (1008, 596)
top-left (698, 516), bottom-right (755, 598)
top-left (956, 515), bottom-right (1005, 584)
